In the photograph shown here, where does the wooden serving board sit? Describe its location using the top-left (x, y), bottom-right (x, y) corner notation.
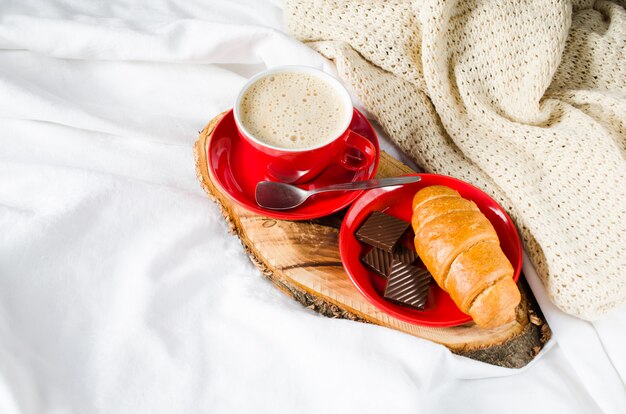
top-left (194, 112), bottom-right (551, 368)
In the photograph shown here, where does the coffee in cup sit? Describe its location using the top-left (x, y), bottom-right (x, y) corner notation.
top-left (238, 72), bottom-right (350, 150)
top-left (233, 66), bottom-right (376, 183)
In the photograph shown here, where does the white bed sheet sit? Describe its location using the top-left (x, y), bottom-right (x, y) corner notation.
top-left (0, 1), bottom-right (624, 413)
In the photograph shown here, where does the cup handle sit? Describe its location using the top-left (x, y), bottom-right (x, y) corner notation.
top-left (336, 130), bottom-right (377, 171)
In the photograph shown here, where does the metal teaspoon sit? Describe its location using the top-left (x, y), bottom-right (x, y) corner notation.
top-left (255, 176), bottom-right (421, 210)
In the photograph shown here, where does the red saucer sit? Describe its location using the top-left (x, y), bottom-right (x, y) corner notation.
top-left (208, 109), bottom-right (380, 220)
top-left (339, 174), bottom-right (522, 327)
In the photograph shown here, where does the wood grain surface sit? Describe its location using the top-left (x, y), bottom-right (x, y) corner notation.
top-left (194, 112), bottom-right (550, 368)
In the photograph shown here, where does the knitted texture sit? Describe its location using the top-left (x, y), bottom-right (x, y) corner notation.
top-left (285, 0), bottom-right (626, 320)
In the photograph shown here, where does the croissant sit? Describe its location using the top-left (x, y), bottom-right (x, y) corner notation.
top-left (412, 186), bottom-right (520, 328)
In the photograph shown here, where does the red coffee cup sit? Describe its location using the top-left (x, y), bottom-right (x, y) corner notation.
top-left (233, 66), bottom-right (377, 184)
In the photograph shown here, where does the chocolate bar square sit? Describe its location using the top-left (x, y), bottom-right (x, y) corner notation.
top-left (384, 259), bottom-right (431, 310)
top-left (362, 245), bottom-right (418, 278)
top-left (355, 211), bottom-right (410, 252)
top-left (394, 244), bottom-right (418, 267)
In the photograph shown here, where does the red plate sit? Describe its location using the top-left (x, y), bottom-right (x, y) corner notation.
top-left (339, 173), bottom-right (522, 327)
top-left (208, 109), bottom-right (379, 220)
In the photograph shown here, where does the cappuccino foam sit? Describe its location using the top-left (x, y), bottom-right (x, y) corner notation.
top-left (239, 72), bottom-right (348, 149)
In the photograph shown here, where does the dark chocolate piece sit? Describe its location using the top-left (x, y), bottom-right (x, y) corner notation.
top-left (384, 260), bottom-right (431, 310)
top-left (394, 244), bottom-right (418, 266)
top-left (362, 245), bottom-right (418, 278)
top-left (362, 247), bottom-right (393, 278)
top-left (355, 211), bottom-right (409, 252)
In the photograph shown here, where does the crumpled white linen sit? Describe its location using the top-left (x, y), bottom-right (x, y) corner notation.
top-left (0, 1), bottom-right (623, 413)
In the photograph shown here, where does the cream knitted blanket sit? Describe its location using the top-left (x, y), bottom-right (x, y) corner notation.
top-left (285, 0), bottom-right (626, 320)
